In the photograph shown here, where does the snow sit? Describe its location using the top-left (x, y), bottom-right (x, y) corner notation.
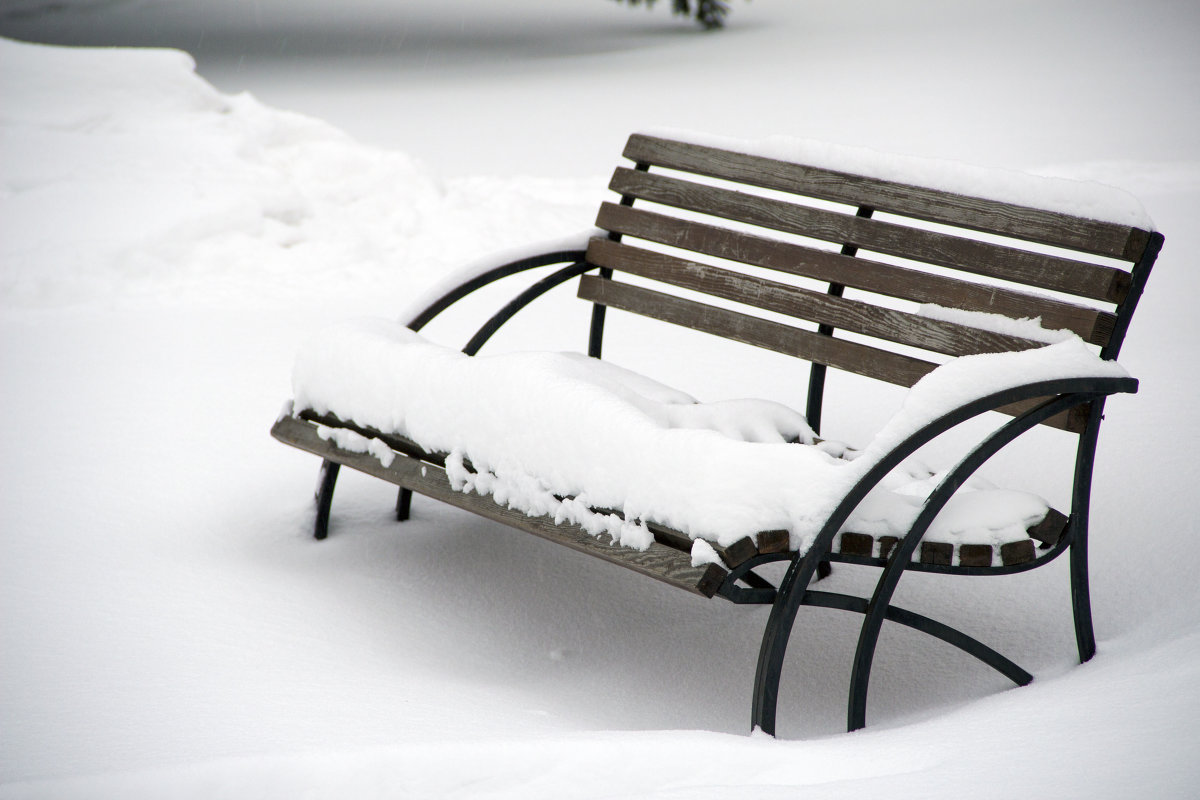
top-left (650, 127), bottom-right (1156, 230)
top-left (690, 539), bottom-right (725, 568)
top-left (0, 35), bottom-right (595, 311)
top-left (396, 228), bottom-right (601, 327)
top-left (918, 304), bottom-right (1077, 345)
top-left (3, 1), bottom-right (1200, 797)
top-left (316, 425), bottom-right (395, 469)
top-left (291, 323), bottom-right (1121, 553)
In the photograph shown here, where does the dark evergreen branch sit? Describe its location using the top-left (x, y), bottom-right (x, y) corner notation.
top-left (614, 0), bottom-right (733, 29)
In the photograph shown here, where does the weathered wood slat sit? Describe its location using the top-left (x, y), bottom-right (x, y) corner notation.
top-left (271, 414), bottom-right (729, 597)
top-left (298, 408), bottom-right (443, 465)
top-left (298, 409), bottom-right (787, 570)
top-left (958, 545), bottom-right (994, 568)
top-left (587, 237), bottom-right (1045, 358)
top-left (623, 134), bottom-right (1151, 262)
top-left (578, 275), bottom-right (939, 387)
top-left (757, 530), bottom-right (791, 553)
top-left (1001, 540), bottom-right (1036, 565)
top-left (920, 541), bottom-right (954, 566)
top-left (280, 413), bottom-right (1061, 576)
top-left (995, 395), bottom-right (1088, 434)
top-left (587, 505), bottom-right (759, 568)
top-left (594, 203), bottom-right (1117, 345)
top-left (831, 505), bottom-right (1068, 569)
top-left (609, 167), bottom-right (1131, 303)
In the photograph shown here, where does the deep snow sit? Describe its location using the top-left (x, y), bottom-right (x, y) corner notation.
top-left (2, 2), bottom-right (1199, 797)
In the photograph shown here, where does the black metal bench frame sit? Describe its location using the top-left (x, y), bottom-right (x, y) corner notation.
top-left (271, 133), bottom-right (1163, 736)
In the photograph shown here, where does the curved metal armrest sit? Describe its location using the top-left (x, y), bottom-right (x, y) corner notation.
top-left (754, 375), bottom-right (1137, 734)
top-left (797, 375), bottom-right (1136, 569)
top-left (405, 249), bottom-right (590, 332)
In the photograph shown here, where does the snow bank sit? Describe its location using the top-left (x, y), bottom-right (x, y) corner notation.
top-left (0, 37), bottom-right (596, 310)
top-left (648, 128), bottom-right (1156, 230)
top-left (291, 320), bottom-right (1127, 555)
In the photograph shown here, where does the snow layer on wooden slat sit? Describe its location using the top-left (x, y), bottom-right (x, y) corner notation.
top-left (645, 128), bottom-right (1155, 231)
top-left (917, 304), bottom-right (1077, 344)
top-left (291, 320), bottom-right (1127, 553)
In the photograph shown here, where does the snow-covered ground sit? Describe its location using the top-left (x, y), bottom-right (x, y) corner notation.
top-left (2, 2), bottom-right (1199, 796)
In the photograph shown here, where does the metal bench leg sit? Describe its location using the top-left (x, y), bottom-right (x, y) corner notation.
top-left (1069, 401), bottom-right (1106, 663)
top-left (752, 549), bottom-right (827, 736)
top-left (396, 487), bottom-right (413, 522)
top-left (314, 459), bottom-right (340, 540)
top-left (1069, 529), bottom-right (1097, 662)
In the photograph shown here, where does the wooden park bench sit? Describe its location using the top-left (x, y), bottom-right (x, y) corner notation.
top-left (270, 132), bottom-right (1163, 735)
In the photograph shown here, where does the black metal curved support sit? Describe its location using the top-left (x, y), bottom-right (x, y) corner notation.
top-left (587, 163), bottom-right (646, 360)
top-left (406, 250), bottom-right (589, 333)
top-left (587, 267), bottom-right (614, 359)
top-left (1068, 398), bottom-right (1107, 662)
top-left (396, 486), bottom-right (413, 522)
top-left (314, 459), bottom-right (340, 540)
top-left (718, 552), bottom-right (794, 603)
top-left (462, 260), bottom-right (594, 356)
top-left (393, 250), bottom-right (591, 523)
top-left (845, 390), bottom-right (1107, 732)
top-left (804, 591), bottom-right (1032, 687)
top-left (805, 206), bottom-right (874, 435)
top-left (1101, 231), bottom-right (1163, 361)
top-left (751, 375), bottom-right (1137, 736)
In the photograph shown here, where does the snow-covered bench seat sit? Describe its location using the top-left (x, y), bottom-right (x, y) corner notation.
top-left (270, 132), bottom-right (1163, 736)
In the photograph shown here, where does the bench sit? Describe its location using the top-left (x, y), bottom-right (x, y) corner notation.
top-left (270, 132), bottom-right (1163, 736)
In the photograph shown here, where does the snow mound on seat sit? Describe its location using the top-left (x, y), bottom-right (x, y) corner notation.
top-left (291, 319), bottom-right (1127, 553)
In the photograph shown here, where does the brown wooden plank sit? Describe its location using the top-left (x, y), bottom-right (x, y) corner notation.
top-left (721, 537), bottom-right (760, 568)
top-left (595, 203), bottom-right (1117, 345)
top-left (878, 536), bottom-right (900, 560)
top-left (300, 410), bottom-right (769, 570)
top-left (623, 134), bottom-right (1151, 262)
top-left (272, 414), bottom-right (728, 597)
top-left (578, 275), bottom-right (939, 387)
top-left (838, 532), bottom-right (874, 558)
top-left (994, 396), bottom-right (1089, 434)
top-left (609, 167), bottom-right (1131, 303)
top-left (1000, 539), bottom-right (1037, 566)
top-left (1027, 508), bottom-right (1070, 546)
top-left (958, 544), bottom-right (994, 568)
top-left (298, 408), bottom-right (443, 465)
top-left (920, 541), bottom-right (954, 566)
top-left (757, 530), bottom-right (791, 553)
top-left (587, 238), bottom-right (1046, 358)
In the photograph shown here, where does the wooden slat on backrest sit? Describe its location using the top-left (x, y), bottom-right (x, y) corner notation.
top-left (623, 133), bottom-right (1152, 262)
top-left (582, 134), bottom-right (1155, 434)
top-left (595, 202), bottom-right (1117, 345)
top-left (577, 273), bottom-right (1085, 432)
top-left (586, 238), bottom-right (1045, 358)
top-left (578, 275), bottom-right (938, 387)
top-left (609, 167), bottom-right (1132, 303)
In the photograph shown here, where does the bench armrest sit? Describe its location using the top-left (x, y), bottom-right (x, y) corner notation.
top-left (401, 230), bottom-right (599, 333)
top-left (803, 372), bottom-right (1137, 561)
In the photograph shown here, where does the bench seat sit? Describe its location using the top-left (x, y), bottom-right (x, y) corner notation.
top-left (278, 317), bottom-right (1125, 576)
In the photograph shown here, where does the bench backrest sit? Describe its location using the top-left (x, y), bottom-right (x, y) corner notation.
top-left (579, 134), bottom-right (1162, 432)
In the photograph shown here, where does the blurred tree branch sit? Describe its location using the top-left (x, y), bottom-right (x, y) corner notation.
top-left (614, 0), bottom-right (733, 29)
